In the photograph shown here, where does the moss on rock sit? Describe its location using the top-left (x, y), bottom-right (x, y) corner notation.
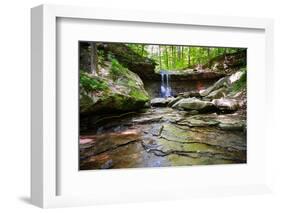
top-left (80, 62), bottom-right (150, 115)
top-left (100, 43), bottom-right (157, 80)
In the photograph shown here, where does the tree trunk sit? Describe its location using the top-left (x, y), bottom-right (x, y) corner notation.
top-left (90, 42), bottom-right (98, 75)
top-left (217, 48), bottom-right (220, 55)
top-left (181, 46), bottom-right (184, 63)
top-left (188, 47), bottom-right (191, 67)
top-left (141, 45), bottom-right (145, 56)
top-left (171, 46), bottom-right (175, 67)
top-left (158, 45), bottom-right (162, 69)
top-left (177, 46), bottom-right (181, 62)
top-left (165, 46), bottom-right (169, 69)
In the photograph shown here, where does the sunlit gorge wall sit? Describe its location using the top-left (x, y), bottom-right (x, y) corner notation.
top-left (144, 79), bottom-right (216, 98)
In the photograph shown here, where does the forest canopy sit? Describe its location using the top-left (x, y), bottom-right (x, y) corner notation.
top-left (126, 44), bottom-right (245, 71)
top-left (80, 42), bottom-right (246, 76)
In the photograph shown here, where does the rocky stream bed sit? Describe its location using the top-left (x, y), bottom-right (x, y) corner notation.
top-left (80, 106), bottom-right (246, 170)
top-left (79, 45), bottom-right (247, 170)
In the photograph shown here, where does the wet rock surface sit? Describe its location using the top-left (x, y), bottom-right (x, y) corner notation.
top-left (80, 107), bottom-right (246, 170)
top-left (212, 98), bottom-right (240, 112)
top-left (204, 87), bottom-right (228, 100)
top-left (150, 97), bottom-right (175, 107)
top-left (172, 97), bottom-right (216, 112)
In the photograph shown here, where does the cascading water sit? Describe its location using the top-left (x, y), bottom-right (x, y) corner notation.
top-left (160, 70), bottom-right (172, 97)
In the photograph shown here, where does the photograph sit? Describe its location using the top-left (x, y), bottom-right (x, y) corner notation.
top-left (79, 42), bottom-right (247, 170)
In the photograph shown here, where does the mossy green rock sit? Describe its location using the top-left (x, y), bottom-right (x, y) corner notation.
top-left (101, 43), bottom-right (157, 80)
top-left (80, 67), bottom-right (150, 115)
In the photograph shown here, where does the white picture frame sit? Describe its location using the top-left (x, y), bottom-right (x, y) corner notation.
top-left (31, 4), bottom-right (274, 208)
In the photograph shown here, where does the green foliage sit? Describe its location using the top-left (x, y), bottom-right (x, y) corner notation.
top-left (111, 44), bottom-right (244, 72)
top-left (110, 58), bottom-right (127, 80)
top-left (80, 72), bottom-right (108, 94)
top-left (127, 44), bottom-right (148, 57)
top-left (80, 41), bottom-right (245, 75)
top-left (231, 68), bottom-right (247, 92)
top-left (97, 49), bottom-right (106, 67)
top-left (148, 45), bottom-right (245, 71)
top-left (130, 88), bottom-right (150, 102)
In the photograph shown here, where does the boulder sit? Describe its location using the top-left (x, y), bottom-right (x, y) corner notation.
top-left (167, 96), bottom-right (182, 107)
top-left (199, 76), bottom-right (229, 97)
top-left (200, 70), bottom-right (246, 97)
top-left (151, 97), bottom-right (175, 107)
top-left (204, 87), bottom-right (228, 100)
top-left (172, 97), bottom-right (216, 112)
top-left (80, 68), bottom-right (150, 115)
top-left (177, 118), bottom-right (219, 127)
top-left (212, 98), bottom-right (239, 111)
top-left (179, 91), bottom-right (201, 98)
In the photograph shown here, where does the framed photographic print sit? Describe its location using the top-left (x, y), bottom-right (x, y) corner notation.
top-left (31, 4), bottom-right (274, 208)
top-left (79, 41), bottom-right (247, 170)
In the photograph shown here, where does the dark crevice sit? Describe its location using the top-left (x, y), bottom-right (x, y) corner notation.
top-left (141, 141), bottom-right (245, 162)
top-left (81, 139), bottom-right (141, 159)
top-left (159, 136), bottom-right (242, 152)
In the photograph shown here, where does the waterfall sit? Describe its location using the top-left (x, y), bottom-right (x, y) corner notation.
top-left (160, 70), bottom-right (172, 97)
